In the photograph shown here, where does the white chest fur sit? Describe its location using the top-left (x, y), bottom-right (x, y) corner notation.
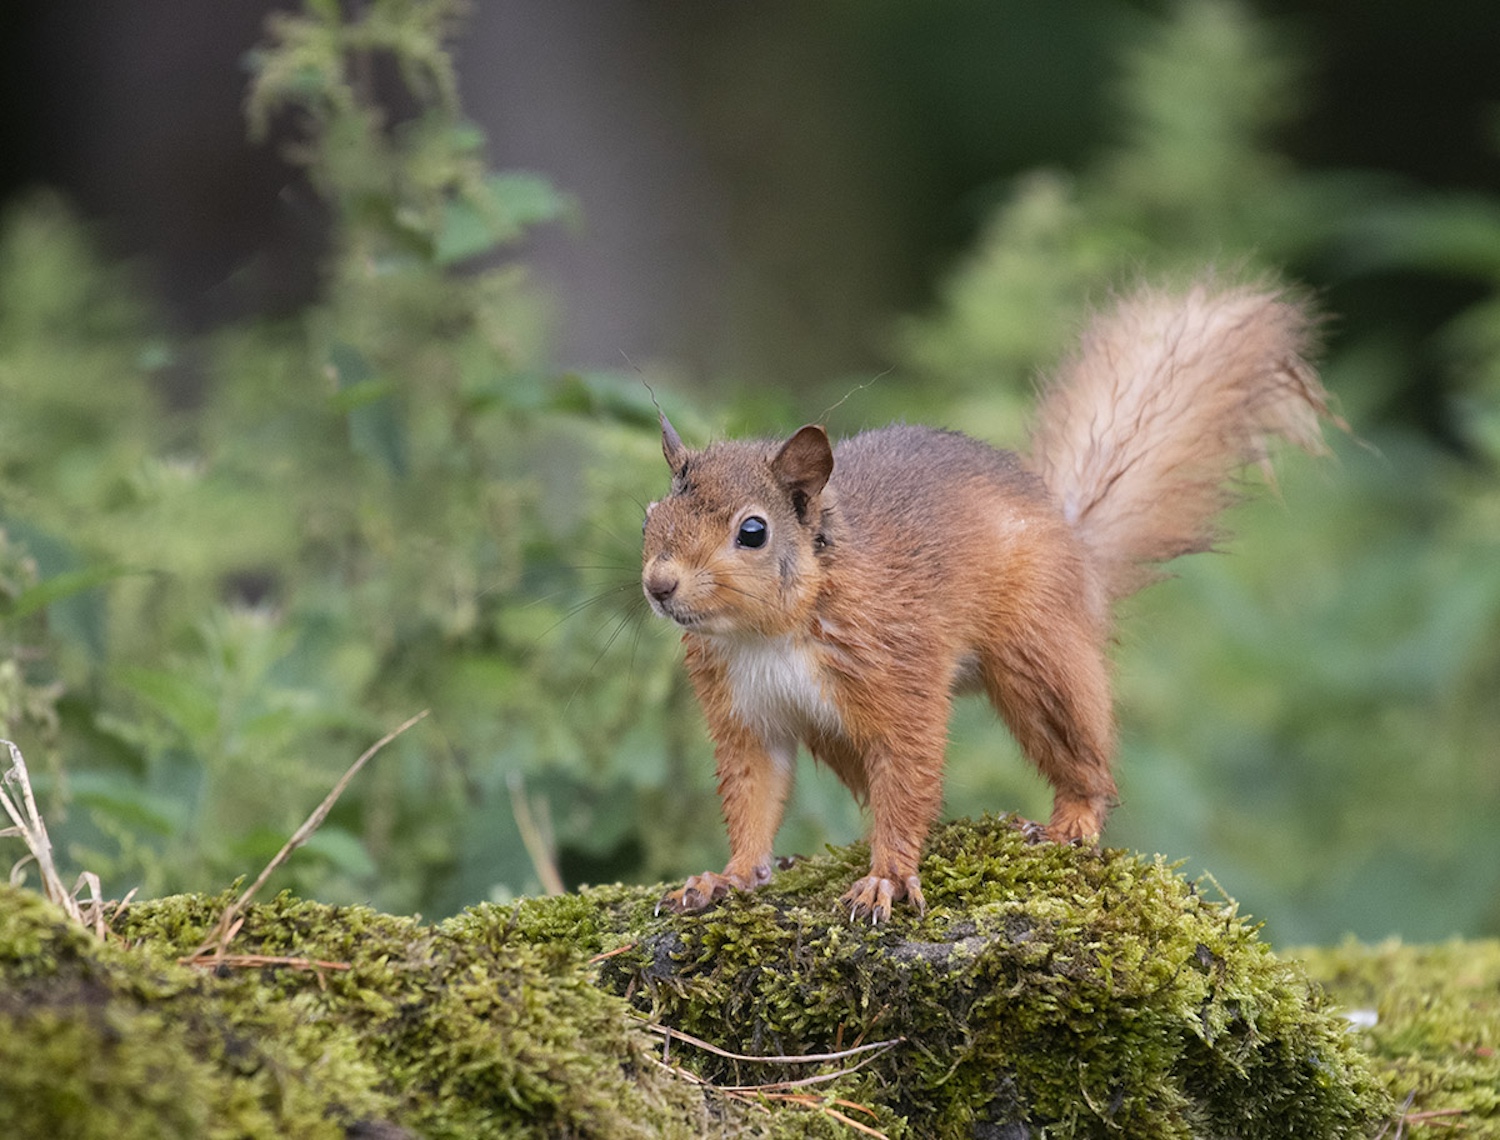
top-left (714, 634), bottom-right (844, 748)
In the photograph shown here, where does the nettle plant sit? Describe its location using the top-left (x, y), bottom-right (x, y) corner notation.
top-left (0, 0), bottom-right (696, 913)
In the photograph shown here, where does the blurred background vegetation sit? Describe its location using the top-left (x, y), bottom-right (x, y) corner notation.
top-left (0, 0), bottom-right (1496, 945)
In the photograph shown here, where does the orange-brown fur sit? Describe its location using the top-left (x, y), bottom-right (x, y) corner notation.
top-left (643, 281), bottom-right (1332, 922)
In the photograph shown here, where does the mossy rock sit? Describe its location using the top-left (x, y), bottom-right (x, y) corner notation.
top-left (1, 816), bottom-right (1398, 1137)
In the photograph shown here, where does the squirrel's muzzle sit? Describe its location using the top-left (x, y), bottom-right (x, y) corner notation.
top-left (643, 563), bottom-right (681, 608)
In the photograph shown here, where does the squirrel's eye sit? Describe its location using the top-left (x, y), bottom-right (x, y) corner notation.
top-left (736, 516), bottom-right (768, 548)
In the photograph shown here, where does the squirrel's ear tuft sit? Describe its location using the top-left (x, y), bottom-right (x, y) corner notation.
top-left (660, 413), bottom-right (688, 474)
top-left (771, 425), bottom-right (834, 502)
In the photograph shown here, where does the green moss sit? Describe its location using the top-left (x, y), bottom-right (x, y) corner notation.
top-left (118, 891), bottom-right (732, 1139)
top-left (1296, 939), bottom-right (1500, 1137)
top-left (0, 818), bottom-right (1407, 1138)
top-left (0, 888), bottom-right (387, 1140)
top-left (0, 885), bottom-right (733, 1138)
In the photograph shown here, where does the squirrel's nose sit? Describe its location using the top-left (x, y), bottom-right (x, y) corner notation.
top-left (645, 568), bottom-right (679, 604)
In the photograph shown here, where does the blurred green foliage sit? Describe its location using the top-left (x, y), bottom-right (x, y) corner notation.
top-left (0, 0), bottom-right (1496, 944)
top-left (0, 0), bottom-right (715, 916)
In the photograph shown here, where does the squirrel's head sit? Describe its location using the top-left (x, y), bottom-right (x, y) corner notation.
top-left (642, 414), bottom-right (834, 637)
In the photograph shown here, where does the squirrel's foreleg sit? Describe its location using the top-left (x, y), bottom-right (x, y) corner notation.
top-left (836, 702), bottom-right (949, 924)
top-left (658, 718), bottom-right (792, 914)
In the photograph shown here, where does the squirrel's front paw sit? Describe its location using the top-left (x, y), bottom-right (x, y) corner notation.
top-left (840, 873), bottom-right (926, 925)
top-left (656, 869), bottom-right (759, 916)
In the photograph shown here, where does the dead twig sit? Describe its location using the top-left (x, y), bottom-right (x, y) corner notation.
top-left (1376, 1090), bottom-right (1471, 1140)
top-left (184, 710), bottom-right (428, 965)
top-left (709, 1064), bottom-right (890, 1095)
top-left (644, 1022), bottom-right (901, 1136)
top-left (1373, 1092), bottom-right (1415, 1140)
top-left (181, 951), bottom-right (354, 993)
top-left (794, 1100), bottom-right (889, 1140)
top-left (1403, 1107), bottom-right (1470, 1130)
top-left (187, 954), bottom-right (352, 972)
top-left (748, 1093), bottom-right (889, 1138)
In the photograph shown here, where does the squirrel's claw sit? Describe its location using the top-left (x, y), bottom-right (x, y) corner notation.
top-left (840, 873), bottom-right (925, 925)
top-left (1014, 817), bottom-right (1049, 845)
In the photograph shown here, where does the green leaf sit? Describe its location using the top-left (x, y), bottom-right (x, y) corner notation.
top-left (327, 339), bottom-right (375, 391)
top-left (300, 827), bottom-right (379, 878)
top-left (328, 341), bottom-right (408, 477)
top-left (1, 562), bottom-right (130, 622)
top-left (1335, 193), bottom-right (1500, 278)
top-left (327, 376), bottom-right (395, 413)
top-left (68, 771), bottom-right (184, 838)
top-left (549, 371), bottom-right (664, 427)
top-left (484, 171), bottom-right (573, 231)
top-left (115, 666), bottom-right (218, 743)
top-left (433, 172), bottom-right (572, 266)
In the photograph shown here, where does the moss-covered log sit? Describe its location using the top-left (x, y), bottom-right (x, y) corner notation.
top-left (5, 816), bottom-right (1463, 1138)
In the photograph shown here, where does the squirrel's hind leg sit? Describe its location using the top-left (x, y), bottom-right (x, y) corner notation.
top-left (981, 615), bottom-right (1119, 843)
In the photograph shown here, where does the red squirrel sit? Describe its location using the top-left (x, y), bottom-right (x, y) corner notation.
top-left (642, 281), bottom-right (1333, 923)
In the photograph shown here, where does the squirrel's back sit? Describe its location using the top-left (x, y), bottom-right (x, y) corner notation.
top-left (826, 280), bottom-right (1329, 618)
top-left (816, 424), bottom-right (1100, 680)
top-left (830, 425), bottom-right (1043, 532)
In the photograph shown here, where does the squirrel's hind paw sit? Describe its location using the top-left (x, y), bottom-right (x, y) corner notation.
top-left (840, 874), bottom-right (926, 925)
top-left (1041, 798), bottom-right (1107, 846)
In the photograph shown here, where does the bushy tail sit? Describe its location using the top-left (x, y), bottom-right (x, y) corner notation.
top-left (1028, 279), bottom-right (1333, 605)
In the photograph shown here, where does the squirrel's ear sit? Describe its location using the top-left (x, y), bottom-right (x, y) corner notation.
top-left (660, 413), bottom-right (688, 474)
top-left (771, 425), bottom-right (834, 502)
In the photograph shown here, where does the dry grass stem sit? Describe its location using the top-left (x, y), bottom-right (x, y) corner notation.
top-left (1, 740), bottom-right (159, 940)
top-left (649, 1058), bottom-right (891, 1139)
top-left (1372, 1092), bottom-right (1471, 1140)
top-left (779, 1097), bottom-right (888, 1139)
top-left (184, 709), bottom-right (429, 964)
top-left (2, 738), bottom-right (90, 927)
top-left (710, 1064), bottom-right (889, 1094)
top-left (646, 1021), bottom-right (903, 1066)
top-left (192, 954), bottom-right (351, 973)
top-left (586, 942), bottom-right (636, 964)
top-left (507, 769), bottom-right (564, 895)
top-left (1402, 1107), bottom-right (1469, 1131)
